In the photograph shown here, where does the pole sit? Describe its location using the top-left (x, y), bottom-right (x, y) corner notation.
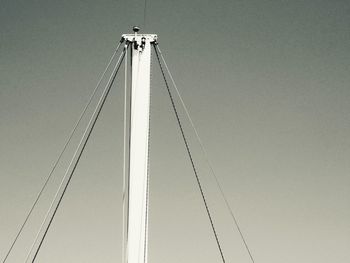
top-left (123, 27), bottom-right (157, 263)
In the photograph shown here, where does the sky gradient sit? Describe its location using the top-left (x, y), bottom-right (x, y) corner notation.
top-left (1, 0), bottom-right (349, 262)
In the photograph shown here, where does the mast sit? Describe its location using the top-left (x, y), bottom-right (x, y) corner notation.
top-left (123, 27), bottom-right (157, 263)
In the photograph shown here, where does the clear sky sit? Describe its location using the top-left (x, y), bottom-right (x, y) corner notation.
top-left (0, 0), bottom-right (349, 262)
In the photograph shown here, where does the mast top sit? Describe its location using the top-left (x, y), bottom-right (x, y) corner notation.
top-left (122, 27), bottom-right (157, 44)
top-left (132, 26), bottom-right (140, 33)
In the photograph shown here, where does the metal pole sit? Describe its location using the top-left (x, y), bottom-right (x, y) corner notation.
top-left (123, 27), bottom-right (157, 263)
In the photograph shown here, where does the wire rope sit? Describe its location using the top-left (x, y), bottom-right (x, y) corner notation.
top-left (143, 0), bottom-right (147, 30)
top-left (155, 45), bottom-right (256, 263)
top-left (154, 44), bottom-right (226, 263)
top-left (25, 44), bottom-right (128, 263)
top-left (1, 40), bottom-right (123, 263)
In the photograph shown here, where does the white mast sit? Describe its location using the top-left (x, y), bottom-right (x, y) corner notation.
top-left (123, 27), bottom-right (157, 263)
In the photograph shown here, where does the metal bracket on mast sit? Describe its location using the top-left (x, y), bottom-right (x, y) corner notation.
top-left (122, 27), bottom-right (157, 52)
top-left (123, 27), bottom-right (156, 263)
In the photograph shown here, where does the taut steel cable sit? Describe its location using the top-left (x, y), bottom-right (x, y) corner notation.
top-left (155, 45), bottom-right (256, 263)
top-left (154, 44), bottom-right (226, 263)
top-left (26, 44), bottom-right (128, 263)
top-left (1, 40), bottom-right (123, 263)
top-left (143, 0), bottom-right (147, 30)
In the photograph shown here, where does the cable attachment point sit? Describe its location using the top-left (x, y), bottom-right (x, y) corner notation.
top-left (124, 41), bottom-right (129, 50)
top-left (133, 40), bottom-right (139, 50)
top-left (140, 37), bottom-right (146, 50)
top-left (121, 32), bottom-right (157, 52)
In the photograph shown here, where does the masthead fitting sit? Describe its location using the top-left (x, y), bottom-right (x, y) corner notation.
top-left (133, 26), bottom-right (140, 33)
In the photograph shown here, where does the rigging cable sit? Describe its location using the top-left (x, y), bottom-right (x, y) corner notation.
top-left (1, 40), bottom-right (124, 263)
top-left (143, 0), bottom-right (147, 30)
top-left (155, 45), bottom-right (256, 263)
top-left (25, 43), bottom-right (128, 263)
top-left (154, 44), bottom-right (226, 263)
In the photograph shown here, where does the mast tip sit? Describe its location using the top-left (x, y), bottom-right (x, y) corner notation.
top-left (133, 26), bottom-right (140, 33)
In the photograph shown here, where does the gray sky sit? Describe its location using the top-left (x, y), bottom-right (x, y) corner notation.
top-left (1, 0), bottom-right (349, 262)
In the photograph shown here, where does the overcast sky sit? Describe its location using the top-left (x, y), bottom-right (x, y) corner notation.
top-left (1, 0), bottom-right (349, 262)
